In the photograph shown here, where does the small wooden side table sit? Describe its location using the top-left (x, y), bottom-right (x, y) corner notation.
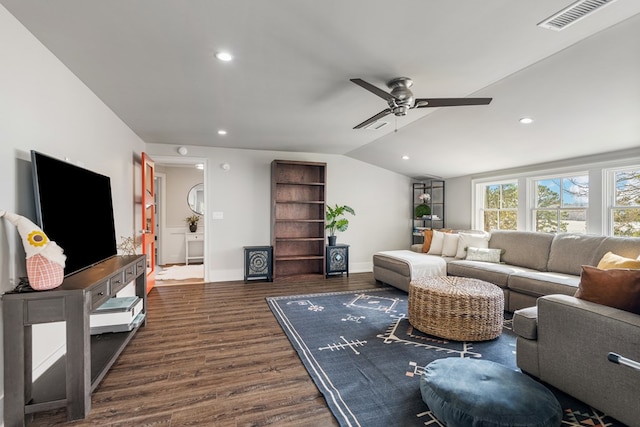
top-left (244, 246), bottom-right (273, 283)
top-left (326, 244), bottom-right (349, 278)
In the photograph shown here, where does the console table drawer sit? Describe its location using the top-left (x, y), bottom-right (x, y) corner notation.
top-left (91, 280), bottom-right (110, 310)
top-left (109, 271), bottom-right (126, 295)
top-left (124, 263), bottom-right (136, 285)
top-left (136, 258), bottom-right (146, 275)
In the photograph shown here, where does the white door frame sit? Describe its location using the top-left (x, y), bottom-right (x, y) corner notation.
top-left (150, 155), bottom-right (209, 282)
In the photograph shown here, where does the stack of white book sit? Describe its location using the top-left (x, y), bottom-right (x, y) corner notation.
top-left (90, 296), bottom-right (144, 335)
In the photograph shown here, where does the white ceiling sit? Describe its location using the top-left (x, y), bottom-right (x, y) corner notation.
top-left (3, 0), bottom-right (640, 178)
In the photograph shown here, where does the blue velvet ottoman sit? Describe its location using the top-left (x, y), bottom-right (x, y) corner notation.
top-left (420, 358), bottom-right (562, 427)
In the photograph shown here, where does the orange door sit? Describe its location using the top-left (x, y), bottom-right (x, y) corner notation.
top-left (141, 152), bottom-right (156, 294)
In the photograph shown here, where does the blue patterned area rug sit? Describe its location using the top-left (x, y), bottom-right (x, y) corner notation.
top-left (267, 287), bottom-right (625, 427)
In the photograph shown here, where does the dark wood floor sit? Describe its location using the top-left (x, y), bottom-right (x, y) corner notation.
top-left (29, 273), bottom-right (384, 426)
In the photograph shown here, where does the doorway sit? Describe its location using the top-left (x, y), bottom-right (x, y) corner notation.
top-left (150, 155), bottom-right (208, 284)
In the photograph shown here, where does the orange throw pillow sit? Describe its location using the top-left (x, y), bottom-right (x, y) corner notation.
top-left (574, 265), bottom-right (640, 315)
top-left (422, 229), bottom-right (433, 253)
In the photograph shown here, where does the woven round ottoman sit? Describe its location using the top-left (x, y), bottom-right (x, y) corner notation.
top-left (421, 358), bottom-right (562, 427)
top-left (408, 276), bottom-right (504, 341)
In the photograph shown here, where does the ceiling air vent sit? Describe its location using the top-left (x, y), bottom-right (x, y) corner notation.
top-left (538, 0), bottom-right (619, 31)
top-left (364, 121), bottom-right (389, 130)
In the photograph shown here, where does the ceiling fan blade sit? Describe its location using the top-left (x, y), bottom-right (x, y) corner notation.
top-left (353, 109), bottom-right (392, 129)
top-left (413, 98), bottom-right (492, 108)
top-left (350, 78), bottom-right (397, 102)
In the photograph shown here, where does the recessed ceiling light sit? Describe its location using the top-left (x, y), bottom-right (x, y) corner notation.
top-left (401, 155), bottom-right (410, 160)
top-left (215, 52), bottom-right (233, 62)
top-left (218, 129), bottom-right (227, 135)
top-left (519, 117), bottom-right (534, 124)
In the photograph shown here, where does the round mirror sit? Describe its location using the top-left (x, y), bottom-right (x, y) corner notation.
top-left (187, 183), bottom-right (204, 215)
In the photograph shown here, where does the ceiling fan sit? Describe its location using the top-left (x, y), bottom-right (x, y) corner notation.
top-left (350, 77), bottom-right (492, 129)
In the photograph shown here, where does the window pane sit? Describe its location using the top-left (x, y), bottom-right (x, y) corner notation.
top-left (562, 176), bottom-right (588, 208)
top-left (485, 185), bottom-right (500, 209)
top-left (484, 211), bottom-right (498, 232)
top-left (613, 208), bottom-right (640, 237)
top-left (536, 179), bottom-right (561, 208)
top-left (502, 183), bottom-right (518, 208)
top-left (563, 209), bottom-right (586, 233)
top-left (499, 211), bottom-right (517, 230)
top-left (536, 210), bottom-right (558, 233)
top-left (615, 170), bottom-right (640, 207)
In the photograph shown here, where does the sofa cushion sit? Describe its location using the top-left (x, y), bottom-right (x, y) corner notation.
top-left (513, 306), bottom-right (538, 340)
top-left (441, 233), bottom-right (460, 257)
top-left (546, 233), bottom-right (605, 276)
top-left (507, 271), bottom-right (580, 298)
top-left (447, 260), bottom-right (534, 288)
top-left (466, 247), bottom-right (502, 263)
top-left (455, 232), bottom-right (490, 259)
top-left (597, 251), bottom-right (640, 269)
top-left (422, 229), bottom-right (434, 253)
top-left (593, 236), bottom-right (640, 263)
top-left (574, 265), bottom-right (640, 315)
top-left (427, 230), bottom-right (445, 255)
top-left (489, 231), bottom-right (553, 271)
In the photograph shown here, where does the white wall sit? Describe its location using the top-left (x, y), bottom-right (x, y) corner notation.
top-left (146, 144), bottom-right (412, 281)
top-left (0, 5), bottom-right (146, 420)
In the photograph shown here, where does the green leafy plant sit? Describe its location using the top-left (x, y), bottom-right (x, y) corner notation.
top-left (185, 214), bottom-right (200, 226)
top-left (415, 204), bottom-right (431, 218)
top-left (325, 204), bottom-right (356, 236)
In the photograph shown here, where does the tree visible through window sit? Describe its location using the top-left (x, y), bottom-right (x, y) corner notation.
top-left (534, 176), bottom-right (588, 233)
top-left (612, 169), bottom-right (640, 237)
top-left (482, 183), bottom-right (517, 231)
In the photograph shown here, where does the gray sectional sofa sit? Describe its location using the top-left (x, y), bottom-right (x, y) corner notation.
top-left (373, 230), bottom-right (640, 312)
top-left (373, 230), bottom-right (640, 426)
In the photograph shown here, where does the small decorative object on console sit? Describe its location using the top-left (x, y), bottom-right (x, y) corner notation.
top-left (0, 210), bottom-right (66, 290)
top-left (185, 214), bottom-right (200, 232)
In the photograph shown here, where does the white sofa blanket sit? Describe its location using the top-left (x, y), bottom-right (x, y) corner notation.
top-left (375, 250), bottom-right (447, 279)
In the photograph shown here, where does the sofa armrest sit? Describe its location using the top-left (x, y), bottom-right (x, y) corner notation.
top-left (536, 294), bottom-right (640, 425)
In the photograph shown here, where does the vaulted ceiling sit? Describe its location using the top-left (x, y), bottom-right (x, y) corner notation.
top-left (3, 0), bottom-right (640, 178)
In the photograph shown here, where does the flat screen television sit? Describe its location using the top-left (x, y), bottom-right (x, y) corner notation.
top-left (31, 150), bottom-right (117, 277)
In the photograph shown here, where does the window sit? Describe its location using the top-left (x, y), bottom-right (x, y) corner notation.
top-left (533, 175), bottom-right (588, 233)
top-left (481, 182), bottom-right (518, 232)
top-left (611, 168), bottom-right (640, 237)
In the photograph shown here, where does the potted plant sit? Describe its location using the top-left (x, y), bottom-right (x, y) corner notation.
top-left (325, 204), bottom-right (355, 246)
top-left (415, 193), bottom-right (431, 218)
top-left (185, 214), bottom-right (200, 232)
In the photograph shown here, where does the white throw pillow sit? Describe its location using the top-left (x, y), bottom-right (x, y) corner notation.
top-left (427, 230), bottom-right (445, 255)
top-left (466, 247), bottom-right (502, 263)
top-left (442, 233), bottom-right (460, 257)
top-left (455, 232), bottom-right (491, 259)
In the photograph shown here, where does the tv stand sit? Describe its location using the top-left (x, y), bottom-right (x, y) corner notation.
top-left (2, 255), bottom-right (147, 426)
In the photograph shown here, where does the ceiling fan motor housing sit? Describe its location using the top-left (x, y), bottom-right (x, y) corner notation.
top-left (387, 77), bottom-right (414, 115)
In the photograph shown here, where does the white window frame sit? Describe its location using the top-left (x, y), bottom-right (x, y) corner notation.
top-left (528, 172), bottom-right (589, 233)
top-left (604, 165), bottom-right (640, 236)
top-left (472, 179), bottom-right (518, 232)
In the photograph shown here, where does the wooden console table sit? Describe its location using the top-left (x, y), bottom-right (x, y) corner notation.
top-left (2, 255), bottom-right (147, 426)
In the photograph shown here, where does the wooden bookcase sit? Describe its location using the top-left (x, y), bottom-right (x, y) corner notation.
top-left (271, 160), bottom-right (326, 279)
